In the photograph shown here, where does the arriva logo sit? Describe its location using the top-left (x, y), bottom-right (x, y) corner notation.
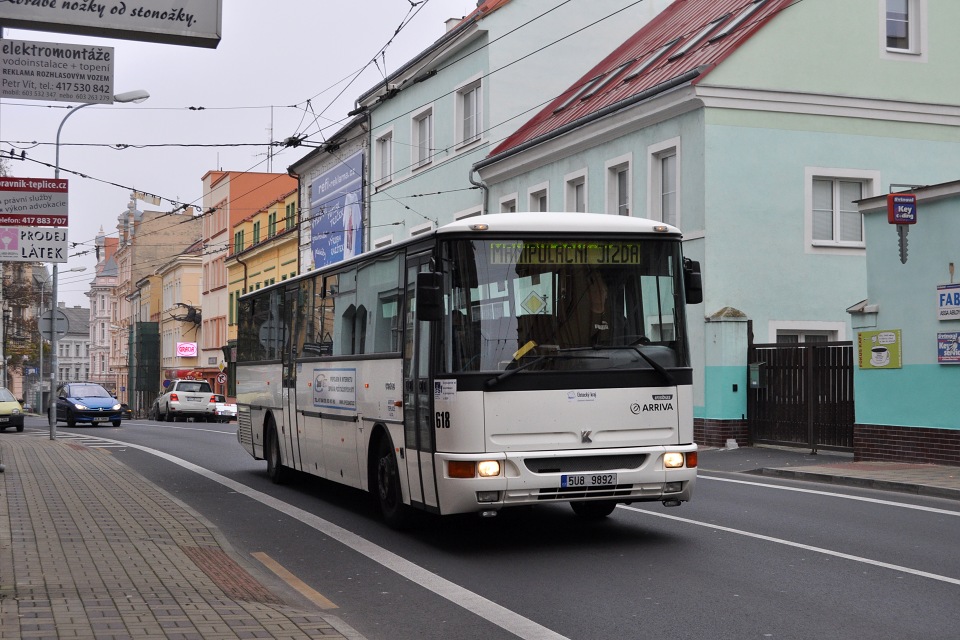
top-left (631, 394), bottom-right (674, 413)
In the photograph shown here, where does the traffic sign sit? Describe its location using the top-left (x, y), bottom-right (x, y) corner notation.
top-left (38, 309), bottom-right (68, 338)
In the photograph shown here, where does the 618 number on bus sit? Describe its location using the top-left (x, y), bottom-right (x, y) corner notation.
top-left (435, 411), bottom-right (451, 429)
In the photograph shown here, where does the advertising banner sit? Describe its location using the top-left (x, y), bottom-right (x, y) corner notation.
top-left (0, 39), bottom-right (113, 103)
top-left (937, 332), bottom-right (960, 364)
top-left (857, 329), bottom-right (902, 370)
top-left (310, 151), bottom-right (363, 269)
top-left (0, 227), bottom-right (68, 262)
top-left (0, 177), bottom-right (68, 218)
top-left (0, 1), bottom-right (222, 49)
top-left (937, 283), bottom-right (960, 320)
top-left (176, 342), bottom-right (198, 358)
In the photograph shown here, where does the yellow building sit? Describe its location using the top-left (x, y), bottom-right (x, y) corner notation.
top-left (225, 190), bottom-right (299, 394)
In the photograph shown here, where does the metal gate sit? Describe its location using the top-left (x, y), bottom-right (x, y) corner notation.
top-left (747, 342), bottom-right (854, 452)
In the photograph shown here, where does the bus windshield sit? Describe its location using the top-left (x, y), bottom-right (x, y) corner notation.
top-left (440, 237), bottom-right (690, 374)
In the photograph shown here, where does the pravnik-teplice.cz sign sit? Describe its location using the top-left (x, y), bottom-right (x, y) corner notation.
top-left (0, 177), bottom-right (69, 262)
top-left (0, 0), bottom-right (222, 49)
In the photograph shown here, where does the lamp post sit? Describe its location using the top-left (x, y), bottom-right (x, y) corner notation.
top-left (49, 90), bottom-right (149, 440)
top-left (39, 266), bottom-right (86, 418)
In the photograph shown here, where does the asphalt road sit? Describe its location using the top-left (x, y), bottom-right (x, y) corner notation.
top-left (26, 416), bottom-right (960, 640)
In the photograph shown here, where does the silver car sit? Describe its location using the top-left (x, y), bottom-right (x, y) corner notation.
top-left (155, 379), bottom-right (217, 422)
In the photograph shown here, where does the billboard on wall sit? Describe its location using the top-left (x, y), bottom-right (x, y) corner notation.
top-left (0, 1), bottom-right (222, 49)
top-left (310, 151), bottom-right (363, 269)
top-left (0, 40), bottom-right (114, 103)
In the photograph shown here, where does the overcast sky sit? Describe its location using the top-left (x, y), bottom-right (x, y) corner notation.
top-left (0, 1), bottom-right (474, 306)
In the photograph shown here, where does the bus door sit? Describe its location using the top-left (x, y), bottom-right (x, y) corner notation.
top-left (282, 284), bottom-right (303, 472)
top-left (402, 254), bottom-right (439, 509)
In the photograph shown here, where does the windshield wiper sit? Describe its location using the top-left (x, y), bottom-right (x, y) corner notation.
top-left (484, 354), bottom-right (585, 388)
top-left (588, 344), bottom-right (676, 385)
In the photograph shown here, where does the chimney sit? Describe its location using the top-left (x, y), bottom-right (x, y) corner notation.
top-left (445, 17), bottom-right (461, 32)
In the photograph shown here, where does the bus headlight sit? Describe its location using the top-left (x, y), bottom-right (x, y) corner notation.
top-left (477, 460), bottom-right (501, 477)
top-left (664, 452), bottom-right (685, 468)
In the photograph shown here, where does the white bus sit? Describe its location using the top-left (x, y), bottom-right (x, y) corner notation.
top-left (236, 212), bottom-right (701, 527)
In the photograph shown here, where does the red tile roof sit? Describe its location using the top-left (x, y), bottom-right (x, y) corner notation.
top-left (490, 0), bottom-right (792, 156)
top-left (456, 0), bottom-right (512, 28)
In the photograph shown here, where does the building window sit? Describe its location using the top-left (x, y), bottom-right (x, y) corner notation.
top-left (652, 149), bottom-right (677, 226)
top-left (268, 212), bottom-right (277, 237)
top-left (413, 108), bottom-right (434, 167)
top-left (606, 155), bottom-right (632, 216)
top-left (881, 0), bottom-right (925, 59)
top-left (812, 179), bottom-right (863, 244)
top-left (564, 171), bottom-right (587, 213)
top-left (285, 202), bottom-right (296, 230)
top-left (457, 80), bottom-right (482, 146)
top-left (886, 0), bottom-right (910, 49)
top-left (648, 138), bottom-right (680, 227)
top-left (376, 131), bottom-right (393, 185)
top-left (233, 230), bottom-right (244, 254)
top-left (528, 184), bottom-right (548, 212)
top-left (499, 195), bottom-right (517, 213)
top-left (253, 221), bottom-right (261, 245)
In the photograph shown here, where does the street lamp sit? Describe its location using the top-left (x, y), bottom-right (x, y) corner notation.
top-left (38, 266), bottom-right (86, 418)
top-left (49, 90), bottom-right (149, 440)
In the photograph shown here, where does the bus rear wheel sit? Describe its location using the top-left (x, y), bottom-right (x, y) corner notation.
top-left (375, 438), bottom-right (410, 529)
top-left (265, 422), bottom-right (287, 484)
top-left (570, 500), bottom-right (617, 519)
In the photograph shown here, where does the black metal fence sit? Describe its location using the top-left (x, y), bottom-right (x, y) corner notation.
top-left (747, 342), bottom-right (854, 452)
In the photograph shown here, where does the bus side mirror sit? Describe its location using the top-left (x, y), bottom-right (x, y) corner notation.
top-left (683, 258), bottom-right (703, 305)
top-left (416, 272), bottom-right (444, 322)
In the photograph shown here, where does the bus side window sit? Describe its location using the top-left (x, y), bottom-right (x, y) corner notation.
top-left (316, 274), bottom-right (337, 356)
top-left (333, 268), bottom-right (358, 355)
top-left (295, 279), bottom-right (313, 358)
top-left (358, 253), bottom-right (402, 353)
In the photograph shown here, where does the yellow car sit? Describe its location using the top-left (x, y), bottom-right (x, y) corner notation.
top-left (0, 387), bottom-right (24, 432)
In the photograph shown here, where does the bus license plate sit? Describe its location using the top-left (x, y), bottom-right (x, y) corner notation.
top-left (561, 473), bottom-right (617, 488)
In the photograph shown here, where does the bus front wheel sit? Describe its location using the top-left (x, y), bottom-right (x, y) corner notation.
top-left (375, 438), bottom-right (410, 529)
top-left (570, 500), bottom-right (617, 519)
top-left (265, 421), bottom-right (287, 484)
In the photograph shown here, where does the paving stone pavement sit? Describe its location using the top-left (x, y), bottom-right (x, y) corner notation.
top-left (0, 435), bottom-right (363, 640)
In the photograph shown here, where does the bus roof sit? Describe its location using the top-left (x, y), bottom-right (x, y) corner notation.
top-left (438, 212), bottom-right (681, 236)
top-left (240, 213), bottom-right (682, 299)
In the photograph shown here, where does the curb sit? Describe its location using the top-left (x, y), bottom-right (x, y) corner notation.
top-left (756, 468), bottom-right (960, 501)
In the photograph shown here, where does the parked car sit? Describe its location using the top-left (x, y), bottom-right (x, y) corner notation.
top-left (213, 394), bottom-right (237, 423)
top-left (119, 403), bottom-right (134, 420)
top-left (0, 387), bottom-right (24, 432)
top-left (56, 382), bottom-right (123, 427)
top-left (155, 379), bottom-right (218, 422)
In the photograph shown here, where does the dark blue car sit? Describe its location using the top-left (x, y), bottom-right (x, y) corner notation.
top-left (56, 382), bottom-right (123, 427)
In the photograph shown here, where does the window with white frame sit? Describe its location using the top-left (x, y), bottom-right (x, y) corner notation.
top-left (413, 108), bottom-right (434, 168)
top-left (810, 175), bottom-right (870, 247)
top-left (499, 195), bottom-right (518, 213)
top-left (457, 79), bottom-right (482, 146)
top-left (376, 131), bottom-right (393, 185)
top-left (606, 155), bottom-right (632, 216)
top-left (648, 139), bottom-right (680, 226)
top-left (528, 183), bottom-right (548, 212)
top-left (770, 320), bottom-right (846, 343)
top-left (776, 331), bottom-right (833, 344)
top-left (565, 171), bottom-right (587, 213)
top-left (881, 0), bottom-right (926, 59)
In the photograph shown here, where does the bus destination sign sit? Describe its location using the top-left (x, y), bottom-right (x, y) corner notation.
top-left (490, 241), bottom-right (642, 265)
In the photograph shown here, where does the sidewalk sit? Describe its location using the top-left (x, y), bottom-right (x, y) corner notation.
top-left (0, 434), bottom-right (362, 640)
top-left (698, 444), bottom-right (960, 501)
